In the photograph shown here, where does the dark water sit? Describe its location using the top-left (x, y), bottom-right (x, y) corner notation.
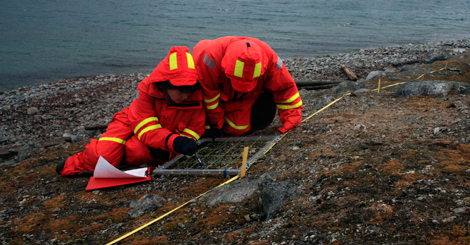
top-left (1, 0), bottom-right (469, 91)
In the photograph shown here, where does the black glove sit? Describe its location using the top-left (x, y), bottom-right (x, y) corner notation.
top-left (208, 127), bottom-right (224, 139)
top-left (148, 147), bottom-right (171, 162)
top-left (173, 136), bottom-right (197, 156)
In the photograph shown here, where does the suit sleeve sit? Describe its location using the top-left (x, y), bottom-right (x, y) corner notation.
top-left (178, 101), bottom-right (206, 141)
top-left (197, 53), bottom-right (226, 129)
top-left (127, 80), bottom-right (180, 152)
top-left (264, 56), bottom-right (303, 133)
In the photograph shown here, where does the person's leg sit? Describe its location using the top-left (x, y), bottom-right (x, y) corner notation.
top-left (224, 107), bottom-right (252, 136)
top-left (123, 135), bottom-right (175, 166)
top-left (57, 110), bottom-right (134, 177)
top-left (245, 92), bottom-right (277, 134)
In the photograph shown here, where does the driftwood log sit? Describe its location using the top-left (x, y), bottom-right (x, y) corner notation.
top-left (341, 64), bottom-right (358, 81)
top-left (296, 80), bottom-right (341, 90)
top-left (0, 138), bottom-right (68, 158)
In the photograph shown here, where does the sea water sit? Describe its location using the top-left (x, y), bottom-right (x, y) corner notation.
top-left (1, 0), bottom-right (469, 91)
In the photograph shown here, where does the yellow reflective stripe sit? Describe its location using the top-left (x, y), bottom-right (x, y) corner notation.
top-left (225, 116), bottom-right (249, 130)
top-left (234, 60), bottom-right (244, 78)
top-left (183, 128), bottom-right (200, 140)
top-left (134, 117), bottom-right (159, 134)
top-left (275, 92), bottom-right (300, 104)
top-left (205, 125), bottom-right (210, 129)
top-left (203, 93), bottom-right (220, 103)
top-left (137, 124), bottom-right (162, 140)
top-left (99, 137), bottom-right (126, 144)
top-left (169, 52), bottom-right (178, 70)
top-left (253, 62), bottom-right (261, 78)
top-left (206, 102), bottom-right (219, 110)
top-left (186, 52), bottom-right (195, 69)
top-left (276, 100), bottom-right (303, 110)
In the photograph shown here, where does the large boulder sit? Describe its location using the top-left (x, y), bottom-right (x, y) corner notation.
top-left (395, 80), bottom-right (470, 98)
top-left (201, 173), bottom-right (273, 206)
top-left (128, 194), bottom-right (166, 218)
top-left (259, 178), bottom-right (303, 220)
top-left (331, 81), bottom-right (366, 94)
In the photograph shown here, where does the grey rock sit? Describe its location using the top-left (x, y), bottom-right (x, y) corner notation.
top-left (202, 173), bottom-right (273, 206)
top-left (366, 71), bottom-right (386, 80)
top-left (395, 80), bottom-right (470, 98)
top-left (425, 52), bottom-right (451, 63)
top-left (17, 142), bottom-right (43, 162)
top-left (453, 101), bottom-right (469, 111)
top-left (442, 216), bottom-right (457, 223)
top-left (26, 107), bottom-right (39, 115)
top-left (406, 115), bottom-right (425, 124)
top-left (353, 88), bottom-right (370, 95)
top-left (308, 195), bottom-right (322, 203)
top-left (453, 207), bottom-right (467, 214)
top-left (128, 194), bottom-right (166, 218)
top-left (260, 178), bottom-right (303, 219)
top-left (331, 81), bottom-right (365, 94)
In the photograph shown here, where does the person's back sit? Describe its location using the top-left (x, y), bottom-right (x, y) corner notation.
top-left (193, 36), bottom-right (303, 137)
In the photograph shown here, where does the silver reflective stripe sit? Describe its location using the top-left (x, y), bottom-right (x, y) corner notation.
top-left (136, 90), bottom-right (139, 99)
top-left (276, 56), bottom-right (283, 69)
top-left (204, 54), bottom-right (216, 69)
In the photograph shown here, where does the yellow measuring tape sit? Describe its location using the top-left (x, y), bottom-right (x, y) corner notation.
top-left (108, 64), bottom-right (451, 244)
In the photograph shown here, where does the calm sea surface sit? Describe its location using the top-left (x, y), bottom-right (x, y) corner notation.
top-left (1, 0), bottom-right (469, 91)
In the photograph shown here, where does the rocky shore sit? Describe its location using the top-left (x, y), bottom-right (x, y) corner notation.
top-left (1, 37), bottom-right (470, 244)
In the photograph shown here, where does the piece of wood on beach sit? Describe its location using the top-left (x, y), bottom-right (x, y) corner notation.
top-left (341, 64), bottom-right (358, 81)
top-left (296, 80), bottom-right (341, 90)
top-left (85, 124), bottom-right (108, 130)
top-left (0, 146), bottom-right (22, 157)
top-left (0, 138), bottom-right (70, 158)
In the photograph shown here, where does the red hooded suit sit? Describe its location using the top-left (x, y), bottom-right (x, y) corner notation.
top-left (192, 36), bottom-right (303, 135)
top-left (59, 46), bottom-right (205, 176)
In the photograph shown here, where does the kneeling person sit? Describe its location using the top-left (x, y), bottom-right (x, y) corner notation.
top-left (57, 46), bottom-right (205, 177)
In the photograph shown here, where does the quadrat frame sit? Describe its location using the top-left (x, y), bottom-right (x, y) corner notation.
top-left (152, 135), bottom-right (280, 176)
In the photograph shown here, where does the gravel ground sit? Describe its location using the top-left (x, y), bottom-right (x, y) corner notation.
top-left (1, 37), bottom-right (470, 244)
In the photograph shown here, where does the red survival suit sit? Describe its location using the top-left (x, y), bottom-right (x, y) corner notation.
top-left (192, 36), bottom-right (303, 135)
top-left (59, 47), bottom-right (205, 176)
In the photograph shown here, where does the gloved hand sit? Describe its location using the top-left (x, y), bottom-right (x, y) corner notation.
top-left (278, 121), bottom-right (296, 134)
top-left (208, 127), bottom-right (224, 139)
top-left (173, 136), bottom-right (198, 155)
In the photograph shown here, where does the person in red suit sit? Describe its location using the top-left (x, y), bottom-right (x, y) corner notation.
top-left (192, 36), bottom-right (303, 137)
top-left (57, 46), bottom-right (205, 177)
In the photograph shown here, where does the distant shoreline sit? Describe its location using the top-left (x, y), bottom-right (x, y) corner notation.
top-left (1, 37), bottom-right (470, 93)
top-left (2, 37), bottom-right (469, 94)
